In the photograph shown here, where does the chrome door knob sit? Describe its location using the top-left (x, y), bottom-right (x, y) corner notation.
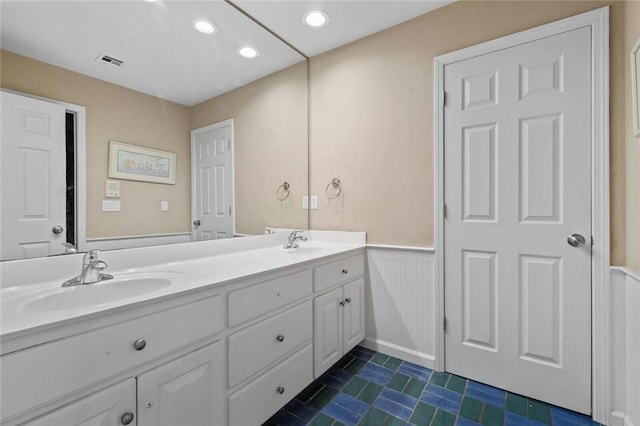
top-left (276, 335), bottom-right (284, 342)
top-left (276, 386), bottom-right (285, 394)
top-left (121, 412), bottom-right (135, 425)
top-left (193, 220), bottom-right (201, 227)
top-left (567, 234), bottom-right (586, 247)
top-left (133, 339), bottom-right (147, 351)
top-left (52, 225), bottom-right (64, 235)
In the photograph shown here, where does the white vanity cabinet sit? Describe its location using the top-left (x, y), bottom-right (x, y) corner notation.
top-left (21, 379), bottom-right (136, 426)
top-left (227, 269), bottom-right (314, 425)
top-left (137, 342), bottom-right (224, 426)
top-left (1, 294), bottom-right (225, 425)
top-left (313, 255), bottom-right (366, 378)
top-left (2, 241), bottom-right (367, 426)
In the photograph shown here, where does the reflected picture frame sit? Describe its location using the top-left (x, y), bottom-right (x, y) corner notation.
top-left (108, 140), bottom-right (176, 185)
top-left (633, 38), bottom-right (640, 137)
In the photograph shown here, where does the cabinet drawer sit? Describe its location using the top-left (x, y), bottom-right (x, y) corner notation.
top-left (228, 301), bottom-right (311, 388)
top-left (1, 295), bottom-right (223, 421)
top-left (228, 345), bottom-right (312, 426)
top-left (314, 254), bottom-right (365, 293)
top-left (228, 270), bottom-right (312, 327)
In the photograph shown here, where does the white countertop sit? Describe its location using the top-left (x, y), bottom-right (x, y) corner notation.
top-left (0, 231), bottom-right (365, 353)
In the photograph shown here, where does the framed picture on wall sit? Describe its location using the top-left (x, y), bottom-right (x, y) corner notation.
top-left (633, 38), bottom-right (640, 137)
top-left (108, 140), bottom-right (176, 184)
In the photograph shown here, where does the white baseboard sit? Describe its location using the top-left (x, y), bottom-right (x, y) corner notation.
top-left (361, 337), bottom-right (435, 370)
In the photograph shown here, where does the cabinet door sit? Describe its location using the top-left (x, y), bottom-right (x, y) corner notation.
top-left (342, 278), bottom-right (366, 354)
top-left (313, 287), bottom-right (343, 378)
top-left (137, 342), bottom-right (224, 426)
top-left (22, 379), bottom-right (136, 426)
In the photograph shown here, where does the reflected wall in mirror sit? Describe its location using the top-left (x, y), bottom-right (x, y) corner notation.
top-left (0, 1), bottom-right (308, 261)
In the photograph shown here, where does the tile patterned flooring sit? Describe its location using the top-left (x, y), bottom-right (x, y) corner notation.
top-left (263, 346), bottom-right (600, 426)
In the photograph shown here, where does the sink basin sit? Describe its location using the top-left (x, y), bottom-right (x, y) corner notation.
top-left (22, 272), bottom-right (185, 312)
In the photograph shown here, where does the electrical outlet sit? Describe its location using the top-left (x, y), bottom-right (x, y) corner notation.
top-left (302, 196), bottom-right (309, 210)
top-left (161, 201), bottom-right (169, 211)
top-left (311, 195), bottom-right (318, 209)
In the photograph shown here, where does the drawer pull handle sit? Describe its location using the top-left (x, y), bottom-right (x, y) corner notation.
top-left (277, 386), bottom-right (285, 395)
top-left (121, 412), bottom-right (135, 425)
top-left (133, 339), bottom-right (147, 351)
top-left (345, 298), bottom-right (351, 304)
top-left (342, 269), bottom-right (349, 274)
top-left (276, 334), bottom-right (285, 342)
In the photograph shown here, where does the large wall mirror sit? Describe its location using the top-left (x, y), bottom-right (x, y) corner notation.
top-left (0, 1), bottom-right (309, 261)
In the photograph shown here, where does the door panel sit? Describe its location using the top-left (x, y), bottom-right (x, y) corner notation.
top-left (313, 287), bottom-right (343, 378)
top-left (137, 342), bottom-right (224, 426)
top-left (192, 122), bottom-right (233, 241)
top-left (444, 27), bottom-right (591, 413)
top-left (342, 278), bottom-right (365, 354)
top-left (23, 379), bottom-right (135, 426)
top-left (1, 91), bottom-right (66, 260)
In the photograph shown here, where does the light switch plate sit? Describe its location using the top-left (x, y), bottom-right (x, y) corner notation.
top-left (302, 196), bottom-right (309, 210)
top-left (311, 195), bottom-right (318, 210)
top-left (161, 201), bottom-right (169, 211)
top-left (105, 180), bottom-right (120, 198)
top-left (102, 199), bottom-right (120, 212)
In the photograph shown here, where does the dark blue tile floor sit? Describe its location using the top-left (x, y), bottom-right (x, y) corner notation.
top-left (263, 346), bottom-right (600, 426)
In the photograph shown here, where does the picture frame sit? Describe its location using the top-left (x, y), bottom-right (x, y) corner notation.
top-left (108, 140), bottom-right (176, 184)
top-left (633, 37), bottom-right (640, 137)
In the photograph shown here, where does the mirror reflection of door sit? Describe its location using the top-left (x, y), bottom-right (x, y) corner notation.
top-left (1, 91), bottom-right (76, 260)
top-left (191, 120), bottom-right (234, 241)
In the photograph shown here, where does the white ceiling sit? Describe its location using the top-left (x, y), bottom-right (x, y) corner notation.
top-left (0, 0), bottom-right (453, 107)
top-left (235, 0), bottom-right (454, 57)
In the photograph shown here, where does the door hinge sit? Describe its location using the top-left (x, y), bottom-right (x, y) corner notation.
top-left (229, 206), bottom-right (232, 215)
top-left (443, 91), bottom-right (447, 107)
top-left (443, 316), bottom-right (447, 331)
top-left (443, 204), bottom-right (447, 219)
top-left (591, 236), bottom-right (594, 247)
top-left (228, 140), bottom-right (231, 150)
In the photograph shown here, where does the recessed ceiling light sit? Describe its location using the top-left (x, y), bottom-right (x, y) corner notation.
top-left (303, 10), bottom-right (329, 28)
top-left (193, 19), bottom-right (216, 35)
top-left (237, 46), bottom-right (259, 58)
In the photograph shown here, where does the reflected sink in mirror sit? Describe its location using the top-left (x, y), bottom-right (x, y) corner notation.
top-left (22, 272), bottom-right (186, 313)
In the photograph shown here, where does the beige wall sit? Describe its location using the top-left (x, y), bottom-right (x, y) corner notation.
top-left (625, 0), bottom-right (640, 270)
top-left (309, 0), bottom-right (629, 265)
top-left (0, 50), bottom-right (191, 239)
top-left (190, 61), bottom-right (308, 235)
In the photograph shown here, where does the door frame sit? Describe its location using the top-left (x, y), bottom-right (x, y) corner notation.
top-left (190, 118), bottom-right (235, 240)
top-left (433, 7), bottom-right (610, 422)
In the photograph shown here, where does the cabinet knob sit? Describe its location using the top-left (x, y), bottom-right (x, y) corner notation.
top-left (345, 298), bottom-right (351, 304)
top-left (133, 339), bottom-right (147, 351)
top-left (339, 301), bottom-right (346, 307)
top-left (276, 386), bottom-right (285, 395)
top-left (121, 412), bottom-right (135, 425)
top-left (276, 334), bottom-right (284, 342)
top-left (342, 269), bottom-right (348, 274)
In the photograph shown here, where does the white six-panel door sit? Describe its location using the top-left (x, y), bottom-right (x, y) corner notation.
top-left (1, 91), bottom-right (67, 260)
top-left (191, 121), bottom-right (234, 241)
top-left (444, 27), bottom-right (592, 413)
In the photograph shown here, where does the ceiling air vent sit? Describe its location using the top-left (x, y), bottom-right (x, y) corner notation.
top-left (96, 53), bottom-right (124, 67)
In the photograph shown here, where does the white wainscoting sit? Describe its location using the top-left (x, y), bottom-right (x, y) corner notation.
top-left (362, 245), bottom-right (436, 369)
top-left (610, 267), bottom-right (640, 426)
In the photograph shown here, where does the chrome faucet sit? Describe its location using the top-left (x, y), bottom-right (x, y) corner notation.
top-left (62, 250), bottom-right (113, 287)
top-left (283, 230), bottom-right (307, 249)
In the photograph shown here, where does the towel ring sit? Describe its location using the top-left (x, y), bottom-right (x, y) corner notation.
top-left (326, 178), bottom-right (342, 199)
top-left (276, 181), bottom-right (290, 201)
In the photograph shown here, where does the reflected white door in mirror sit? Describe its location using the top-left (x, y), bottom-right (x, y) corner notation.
top-left (0, 91), bottom-right (85, 261)
top-left (191, 119), bottom-right (235, 240)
